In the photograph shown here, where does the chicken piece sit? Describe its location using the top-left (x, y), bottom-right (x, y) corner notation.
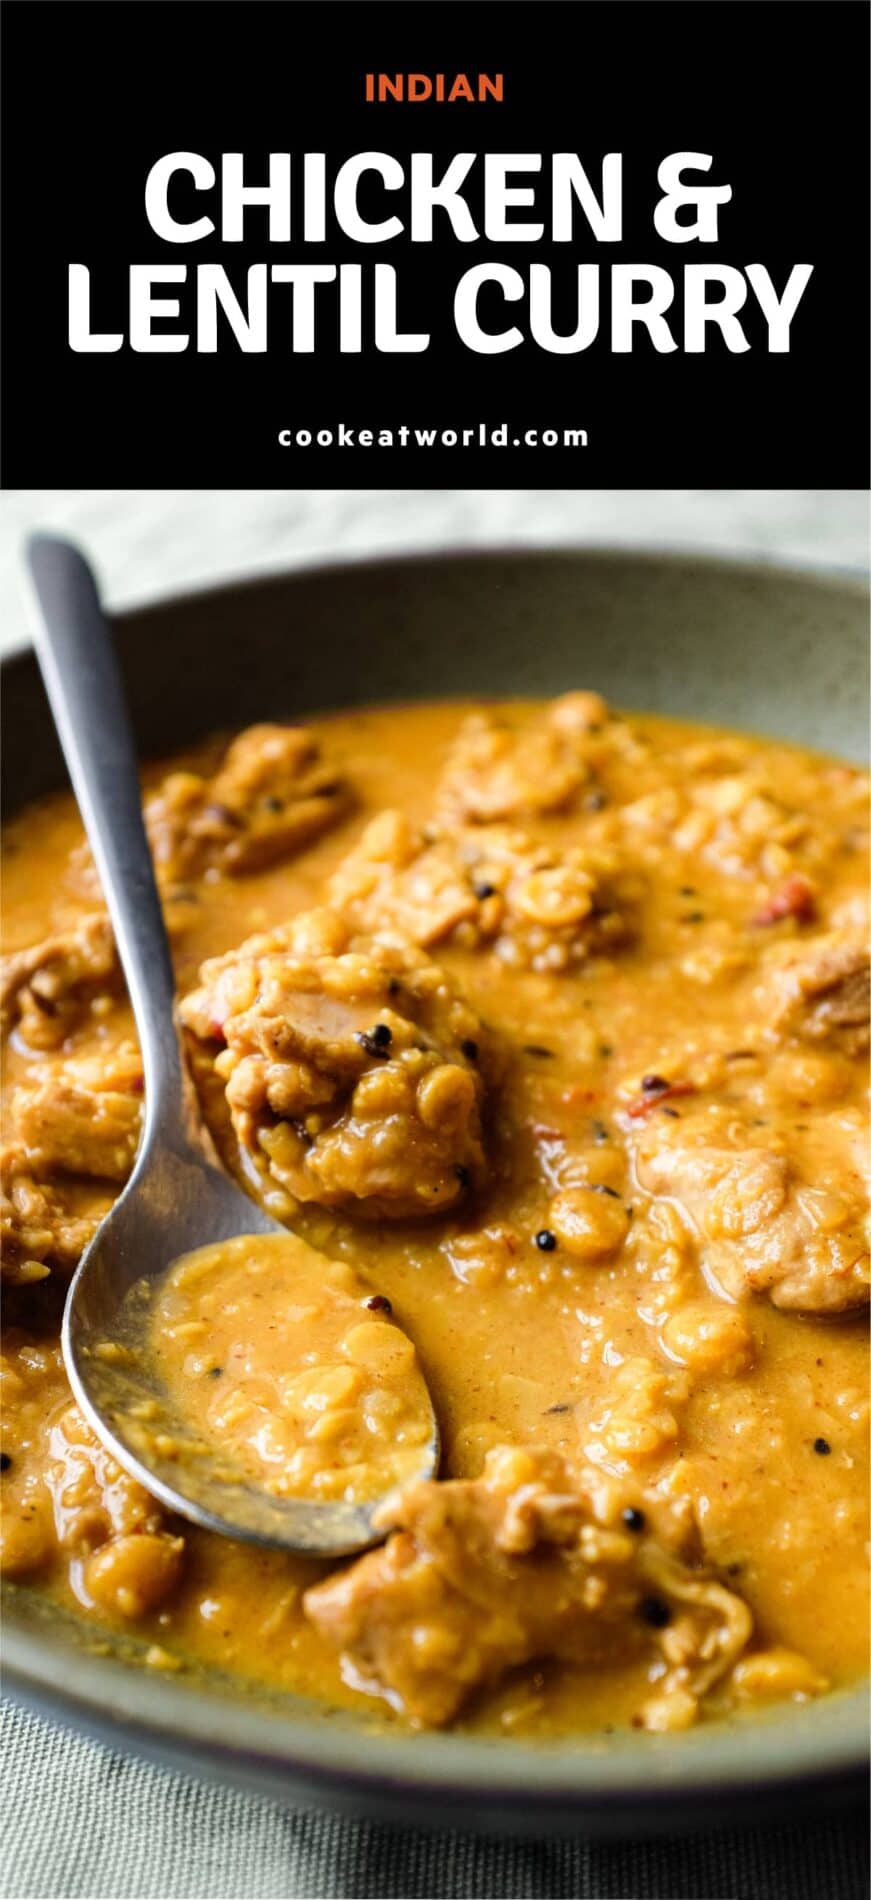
top-left (329, 814), bottom-right (478, 946)
top-left (2, 1043), bottom-right (141, 1282)
top-left (0, 914), bottom-right (119, 1050)
top-left (1, 1332), bottom-right (183, 1614)
top-left (675, 778), bottom-right (814, 882)
top-left (0, 1147), bottom-right (104, 1285)
top-left (437, 696), bottom-right (609, 823)
top-left (180, 910), bottom-right (499, 1219)
top-left (304, 1445), bottom-right (752, 1730)
top-left (11, 1080), bottom-right (141, 1184)
top-left (46, 1399), bottom-right (173, 1543)
top-left (145, 723), bottom-right (351, 882)
top-left (619, 749), bottom-right (866, 894)
top-left (632, 1103), bottom-right (869, 1314)
top-left (10, 1043), bottom-right (143, 1185)
top-left (329, 812), bottom-right (637, 973)
top-left (760, 935), bottom-right (869, 1057)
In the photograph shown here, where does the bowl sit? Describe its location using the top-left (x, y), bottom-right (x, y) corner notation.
top-left (2, 546), bottom-right (868, 1834)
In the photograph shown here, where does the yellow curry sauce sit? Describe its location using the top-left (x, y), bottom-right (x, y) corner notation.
top-left (148, 1232), bottom-right (435, 1505)
top-left (1, 696), bottom-right (868, 1736)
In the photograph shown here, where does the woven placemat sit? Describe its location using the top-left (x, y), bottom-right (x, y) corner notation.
top-left (1, 1701), bottom-right (867, 1899)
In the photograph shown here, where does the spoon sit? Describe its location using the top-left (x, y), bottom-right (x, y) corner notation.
top-left (25, 534), bottom-right (439, 1555)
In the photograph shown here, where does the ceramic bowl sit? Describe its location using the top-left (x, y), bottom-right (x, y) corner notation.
top-left (3, 547), bottom-right (868, 1834)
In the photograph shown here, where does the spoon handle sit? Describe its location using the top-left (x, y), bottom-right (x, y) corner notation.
top-left (25, 534), bottom-right (188, 1155)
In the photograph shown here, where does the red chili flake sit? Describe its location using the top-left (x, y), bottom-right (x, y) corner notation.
top-left (128, 1074), bottom-right (145, 1094)
top-left (207, 1019), bottom-right (226, 1040)
top-left (560, 1085), bottom-right (598, 1109)
top-left (625, 1080), bottom-right (696, 1119)
top-left (752, 874), bottom-right (817, 927)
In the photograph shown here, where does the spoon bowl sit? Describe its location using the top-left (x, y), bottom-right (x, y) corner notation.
top-left (63, 1147), bottom-right (416, 1555)
top-left (27, 534), bottom-right (439, 1555)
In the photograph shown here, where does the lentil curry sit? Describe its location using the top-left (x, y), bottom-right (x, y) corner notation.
top-left (2, 697), bottom-right (868, 1736)
top-left (148, 1230), bottom-right (436, 1507)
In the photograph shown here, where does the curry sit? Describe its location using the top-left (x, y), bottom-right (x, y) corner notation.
top-left (1, 695), bottom-right (868, 1737)
top-left (148, 1231), bottom-right (435, 1506)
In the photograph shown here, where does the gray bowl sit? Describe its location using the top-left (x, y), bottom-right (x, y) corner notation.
top-left (2, 547), bottom-right (868, 1834)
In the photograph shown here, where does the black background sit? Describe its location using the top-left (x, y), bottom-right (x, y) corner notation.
top-left (1, 0), bottom-right (868, 487)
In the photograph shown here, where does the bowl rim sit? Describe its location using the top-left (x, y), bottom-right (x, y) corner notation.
top-left (1, 538), bottom-right (868, 671)
top-left (2, 539), bottom-right (868, 1819)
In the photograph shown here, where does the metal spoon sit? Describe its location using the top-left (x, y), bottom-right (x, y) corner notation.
top-left (25, 534), bottom-right (439, 1556)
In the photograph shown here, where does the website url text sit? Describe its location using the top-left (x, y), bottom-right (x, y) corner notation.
top-left (277, 423), bottom-right (588, 450)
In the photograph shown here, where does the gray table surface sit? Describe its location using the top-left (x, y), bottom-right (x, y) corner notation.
top-left (1, 488), bottom-right (868, 1899)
